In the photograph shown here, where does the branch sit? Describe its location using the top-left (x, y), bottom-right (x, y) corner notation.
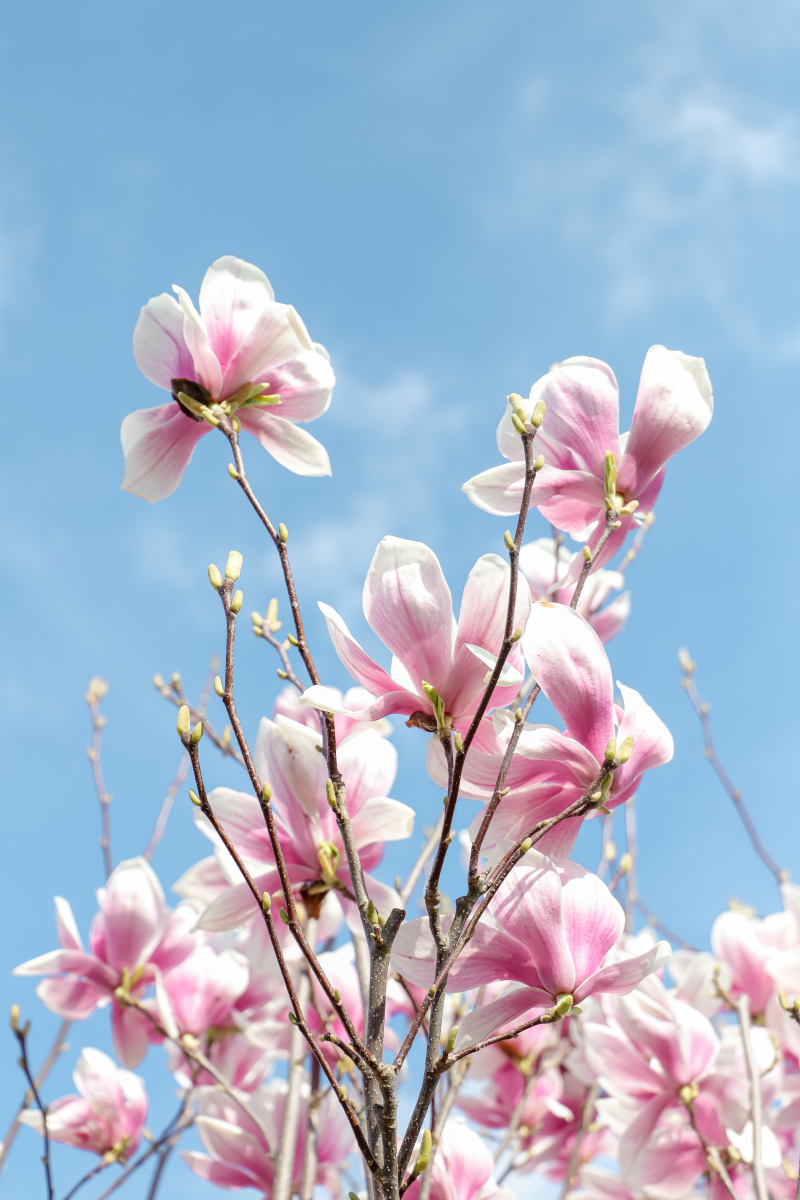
top-left (0, 1017), bottom-right (70, 1178)
top-left (570, 508), bottom-right (618, 611)
top-left (154, 672), bottom-right (245, 768)
top-left (10, 1008), bottom-right (53, 1200)
top-left (679, 652), bottom-right (785, 885)
top-left (85, 676), bottom-right (113, 878)
top-left (558, 1083), bottom-right (598, 1200)
top-left (91, 1096), bottom-right (194, 1200)
top-left (737, 995), bottom-right (767, 1200)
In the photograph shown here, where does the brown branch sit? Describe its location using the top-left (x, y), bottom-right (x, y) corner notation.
top-left (154, 673), bottom-right (245, 768)
top-left (570, 508), bottom-right (618, 611)
top-left (0, 1017), bottom-right (70, 1178)
top-left (10, 1008), bottom-right (53, 1200)
top-left (85, 677), bottom-right (113, 878)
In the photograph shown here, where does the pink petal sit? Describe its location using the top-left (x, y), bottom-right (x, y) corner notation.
top-left (588, 591), bottom-right (631, 643)
top-left (132, 292), bottom-right (194, 390)
top-left (14, 948), bottom-right (116, 989)
top-left (197, 255), bottom-right (275, 372)
top-left (533, 471), bottom-right (607, 541)
top-left (197, 876), bottom-right (268, 932)
top-left (521, 602), bottom-right (614, 763)
top-left (252, 346), bottom-right (334, 423)
top-left (111, 999), bottom-right (151, 1069)
top-left (173, 285), bottom-right (223, 395)
top-left (455, 985), bottom-right (552, 1051)
top-left (582, 1021), bottom-right (666, 1095)
top-left (337, 729), bottom-right (398, 816)
top-left (711, 911), bottom-right (774, 1012)
top-left (349, 797), bottom-right (414, 846)
top-left (454, 554), bottom-right (531, 659)
top-left (461, 461), bottom-right (528, 516)
top-left (101, 857), bottom-right (167, 972)
top-left (181, 1150), bottom-right (262, 1190)
top-left (617, 1092), bottom-right (676, 1181)
top-left (558, 861), bottom-right (625, 982)
top-left (574, 940), bottom-right (670, 1003)
top-left (490, 856), bottom-right (576, 996)
top-left (364, 537), bottom-right (455, 695)
top-left (54, 897), bottom-right (84, 951)
top-left (238, 408), bottom-right (330, 476)
top-left (195, 1114), bottom-right (271, 1187)
top-left (529, 357), bottom-right (621, 480)
top-left (611, 683), bottom-right (674, 802)
top-left (36, 976), bottom-right (103, 1020)
top-left (120, 403), bottom-right (208, 503)
top-left (299, 683), bottom-right (421, 723)
top-left (617, 346), bottom-right (713, 501)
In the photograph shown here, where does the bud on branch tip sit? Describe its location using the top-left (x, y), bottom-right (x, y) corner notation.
top-left (208, 563), bottom-right (222, 591)
top-left (176, 705), bottom-right (190, 737)
top-left (225, 550), bottom-right (243, 581)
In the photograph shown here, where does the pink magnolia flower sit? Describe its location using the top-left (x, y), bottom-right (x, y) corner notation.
top-left (273, 683), bottom-right (394, 739)
top-left (711, 907), bottom-right (799, 1016)
top-left (392, 852), bottom-right (669, 1049)
top-left (14, 857), bottom-right (197, 1066)
top-left (427, 601), bottom-right (672, 857)
top-left (193, 716), bottom-right (413, 931)
top-left (19, 1048), bottom-right (147, 1160)
top-left (159, 938), bottom-right (250, 1036)
top-left (519, 537), bottom-right (630, 644)
top-left (182, 1080), bottom-right (354, 1196)
top-left (463, 347), bottom-right (713, 576)
top-left (406, 1120), bottom-right (508, 1200)
top-left (300, 538), bottom-right (531, 731)
top-left (122, 255), bottom-right (334, 502)
top-left (457, 1057), bottom-right (571, 1136)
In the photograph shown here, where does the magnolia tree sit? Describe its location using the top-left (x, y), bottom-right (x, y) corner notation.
top-left (4, 255), bottom-right (799, 1200)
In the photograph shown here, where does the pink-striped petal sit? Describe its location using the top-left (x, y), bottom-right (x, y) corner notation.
top-left (197, 255), bottom-right (275, 372)
top-left (132, 292), bottom-right (195, 390)
top-left (238, 409), bottom-right (331, 476)
top-left (120, 403), bottom-right (209, 502)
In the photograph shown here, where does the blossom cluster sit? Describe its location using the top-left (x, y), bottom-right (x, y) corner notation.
top-left (6, 255), bottom-right (795, 1200)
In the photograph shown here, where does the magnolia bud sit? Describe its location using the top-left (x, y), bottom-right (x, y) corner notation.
top-left (515, 707), bottom-right (523, 723)
top-left (288, 633), bottom-right (299, 646)
top-left (617, 735), bottom-right (634, 763)
top-left (604, 737), bottom-right (617, 762)
top-left (412, 1129), bottom-right (432, 1178)
top-left (334, 988), bottom-right (341, 1003)
top-left (276, 668), bottom-right (287, 679)
top-left (279, 907), bottom-right (289, 925)
top-left (225, 551), bottom-right (243, 581)
top-left (367, 900), bottom-right (379, 926)
top-left (511, 413), bottom-right (526, 435)
top-left (554, 993), bottom-right (573, 1017)
top-left (454, 733), bottom-right (463, 754)
top-left (533, 454), bottom-right (545, 472)
top-left (504, 530), bottom-right (514, 551)
top-left (618, 853), bottom-right (632, 874)
top-left (510, 625), bottom-right (523, 641)
top-left (261, 892), bottom-right (271, 912)
top-left (189, 788), bottom-right (201, 806)
top-left (262, 782), bottom-right (272, 804)
top-left (519, 837), bottom-right (532, 853)
top-left (191, 721), bottom-right (204, 744)
top-left (176, 705), bottom-right (191, 737)
top-left (279, 523), bottom-right (288, 544)
top-left (531, 399), bottom-right (546, 427)
top-left (213, 676), bottom-right (224, 697)
top-left (227, 463), bottom-right (239, 479)
top-left (201, 407), bottom-right (219, 427)
top-left (231, 590), bottom-right (243, 614)
top-left (583, 545), bottom-right (592, 562)
top-left (288, 1011), bottom-right (298, 1025)
top-left (231, 415), bottom-right (241, 433)
top-left (326, 779), bottom-right (338, 811)
top-left (208, 563), bottom-right (222, 590)
top-left (445, 1025), bottom-right (458, 1053)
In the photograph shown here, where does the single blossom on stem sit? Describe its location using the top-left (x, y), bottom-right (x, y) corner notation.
top-left (122, 255), bottom-right (334, 501)
top-left (19, 1048), bottom-right (147, 1161)
top-left (392, 851), bottom-right (669, 1049)
top-left (463, 346), bottom-right (713, 578)
top-left (301, 537), bottom-right (531, 731)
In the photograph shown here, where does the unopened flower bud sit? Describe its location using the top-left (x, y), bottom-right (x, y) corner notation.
top-left (519, 837), bottom-right (532, 854)
top-left (261, 892), bottom-right (271, 912)
top-left (511, 413), bottom-right (526, 435)
top-left (604, 737), bottom-right (617, 762)
top-left (10, 1003), bottom-right (20, 1031)
top-left (225, 551), bottom-right (243, 581)
top-left (454, 733), bottom-right (463, 754)
top-left (288, 633), bottom-right (299, 646)
top-left (276, 668), bottom-right (287, 679)
top-left (176, 705), bottom-right (191, 737)
top-left (367, 900), bottom-right (379, 926)
top-left (213, 676), bottom-right (224, 698)
top-left (510, 625), bottom-right (523, 642)
top-left (617, 735), bottom-right (634, 763)
top-left (326, 779), bottom-right (338, 811)
top-left (208, 563), bottom-right (222, 591)
top-left (445, 1026), bottom-right (458, 1054)
top-left (554, 993), bottom-right (573, 1017)
top-left (678, 647), bottom-right (696, 674)
top-left (227, 463), bottom-right (239, 480)
top-left (533, 454), bottom-right (545, 472)
top-left (618, 853), bottom-right (632, 874)
top-left (231, 415), bottom-right (241, 433)
top-left (262, 782), bottom-right (272, 804)
top-left (583, 545), bottom-right (592, 562)
top-left (189, 788), bottom-right (201, 806)
top-left (288, 1011), bottom-right (298, 1025)
top-left (231, 590), bottom-right (243, 614)
top-left (279, 523), bottom-right (288, 544)
top-left (531, 399), bottom-right (546, 427)
top-left (515, 707), bottom-right (523, 723)
top-left (504, 530), bottom-right (514, 551)
top-left (412, 1129), bottom-right (432, 1178)
top-left (191, 721), bottom-right (204, 744)
top-left (279, 907), bottom-right (289, 925)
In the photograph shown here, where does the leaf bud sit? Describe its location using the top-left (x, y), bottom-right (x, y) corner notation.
top-left (515, 707), bottom-right (523, 723)
top-left (620, 499), bottom-right (639, 516)
top-left (208, 563), bottom-right (222, 590)
top-left (445, 1025), bottom-right (458, 1054)
top-left (191, 721), bottom-right (204, 744)
top-left (604, 737), bottom-right (617, 762)
top-left (201, 407), bottom-right (219, 427)
top-left (262, 782), bottom-right (272, 804)
top-left (276, 668), bottom-right (288, 680)
top-left (412, 1129), bottom-right (432, 1178)
top-left (617, 735), bottom-right (634, 763)
top-left (618, 853), bottom-right (632, 874)
top-left (367, 899), bottom-right (379, 926)
top-left (612, 520), bottom-right (622, 529)
top-left (231, 590), bottom-right (243, 614)
top-left (511, 413), bottom-right (526, 435)
top-left (225, 550), bottom-right (243, 581)
top-left (779, 990), bottom-right (790, 1011)
top-left (176, 705), bottom-right (191, 737)
top-left (261, 891), bottom-right (271, 912)
top-left (279, 907), bottom-right (289, 925)
top-left (231, 415), bottom-right (241, 433)
top-left (288, 1011), bottom-right (298, 1025)
top-left (189, 787), bottom-right (201, 806)
top-left (531, 399), bottom-right (546, 427)
top-left (288, 633), bottom-right (299, 646)
top-left (227, 463), bottom-right (239, 480)
top-left (326, 779), bottom-right (338, 811)
top-left (214, 676), bottom-right (224, 697)
top-left (554, 993), bottom-right (573, 1017)
top-left (454, 733), bottom-right (463, 754)
top-left (510, 625), bottom-right (523, 642)
top-left (504, 530), bottom-right (514, 551)
top-left (279, 523), bottom-right (288, 543)
top-left (519, 837), bottom-right (532, 853)
top-left (428, 985), bottom-right (436, 997)
top-left (252, 625), bottom-right (262, 637)
top-left (349, 1192), bottom-right (361, 1200)
top-left (533, 454), bottom-right (545, 472)
top-left (582, 545), bottom-right (592, 562)
top-left (9, 1003), bottom-right (20, 1031)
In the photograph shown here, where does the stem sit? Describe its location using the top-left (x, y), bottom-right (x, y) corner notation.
top-left (61, 1159), bottom-right (112, 1200)
top-left (86, 679), bottom-right (113, 879)
top-left (299, 1060), bottom-right (322, 1200)
top-left (0, 1018), bottom-right (70, 1178)
top-left (413, 1060), bottom-right (469, 1200)
top-left (400, 815), bottom-right (444, 906)
top-left (624, 798), bottom-right (638, 934)
top-left (558, 1083), bottom-right (598, 1200)
top-left (680, 661), bottom-right (784, 886)
top-left (738, 995), bottom-right (767, 1200)
top-left (12, 1018), bottom-right (53, 1200)
top-left (570, 509), bottom-right (618, 611)
top-left (273, 924), bottom-right (316, 1200)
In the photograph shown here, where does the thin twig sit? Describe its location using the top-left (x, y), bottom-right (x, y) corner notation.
top-left (61, 1159), bottom-right (113, 1200)
top-left (679, 654), bottom-right (785, 885)
top-left (154, 672), bottom-right (245, 767)
top-left (737, 995), bottom-right (767, 1200)
top-left (558, 1083), bottom-right (598, 1200)
top-left (11, 1010), bottom-right (53, 1200)
top-left (617, 512), bottom-right (654, 573)
top-left (400, 816), bottom-right (444, 906)
top-left (85, 677), bottom-right (113, 878)
top-left (684, 1099), bottom-right (740, 1200)
top-left (273, 921), bottom-right (316, 1200)
top-left (0, 1018), bottom-right (70, 1178)
top-left (624, 798), bottom-right (638, 935)
top-left (299, 1062), bottom-right (322, 1200)
top-left (570, 509), bottom-right (618, 611)
top-left (91, 1096), bottom-right (194, 1200)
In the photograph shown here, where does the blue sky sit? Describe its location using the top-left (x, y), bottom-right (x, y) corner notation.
top-left (2, 0), bottom-right (799, 1195)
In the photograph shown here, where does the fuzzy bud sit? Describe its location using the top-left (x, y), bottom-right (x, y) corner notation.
top-left (326, 779), bottom-right (338, 811)
top-left (176, 705), bottom-right (191, 737)
top-left (288, 633), bottom-right (299, 646)
top-left (445, 1026), bottom-right (458, 1054)
top-left (189, 788), bottom-right (201, 806)
top-left (531, 399), bottom-right (546, 427)
top-left (510, 625), bottom-right (523, 642)
top-left (225, 551), bottom-right (243, 581)
top-left (519, 837), bottom-right (532, 853)
top-left (412, 1129), bottom-right (432, 1178)
top-left (554, 993), bottom-right (573, 1018)
top-left (504, 530), bottom-right (514, 551)
top-left (617, 735), bottom-right (634, 763)
top-left (231, 415), bottom-right (241, 433)
top-left (227, 463), bottom-right (239, 480)
top-left (604, 737), bottom-right (617, 762)
top-left (288, 1011), bottom-right (298, 1025)
top-left (511, 413), bottom-right (526, 435)
top-left (260, 891), bottom-right (271, 913)
top-left (367, 900), bottom-right (379, 926)
top-left (214, 676), bottom-right (224, 697)
top-left (454, 733), bottom-right (463, 754)
top-left (533, 454), bottom-right (545, 472)
top-left (208, 563), bottom-right (222, 591)
top-left (191, 721), bottom-right (204, 744)
top-left (279, 907), bottom-right (289, 925)
top-left (618, 853), bottom-right (632, 874)
top-left (231, 590), bottom-right (243, 614)
top-left (262, 782), bottom-right (272, 804)
top-left (278, 523), bottom-right (288, 544)
top-left (582, 545), bottom-right (592, 562)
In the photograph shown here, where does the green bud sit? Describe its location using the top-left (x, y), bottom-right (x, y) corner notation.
top-left (515, 707), bottom-right (523, 723)
top-left (231, 415), bottom-right (241, 433)
top-left (231, 590), bottom-right (243, 614)
top-left (349, 1192), bottom-right (361, 1200)
top-left (504, 530), bottom-right (515, 551)
top-left (225, 550), bottom-right (243, 581)
top-left (189, 788), bottom-right (201, 806)
top-left (582, 545), bottom-right (592, 562)
top-left (208, 563), bottom-right (222, 591)
top-left (176, 705), bottom-right (191, 737)
top-left (266, 598), bottom-right (279, 624)
top-left (276, 668), bottom-right (288, 679)
top-left (288, 633), bottom-right (299, 646)
top-left (412, 1129), bottom-right (432, 1178)
top-left (519, 837), bottom-right (532, 853)
top-left (334, 988), bottom-right (341, 1004)
top-left (191, 721), bottom-right (204, 744)
top-left (533, 454), bottom-right (545, 472)
top-left (288, 1011), bottom-right (298, 1025)
top-left (510, 625), bottom-right (523, 642)
top-left (604, 737), bottom-right (617, 762)
top-left (227, 463), bottom-right (239, 480)
top-left (279, 907), bottom-right (289, 925)
top-left (279, 523), bottom-right (288, 544)
top-left (445, 1025), bottom-right (458, 1054)
top-left (326, 779), bottom-right (338, 811)
top-left (214, 676), bottom-right (224, 697)
top-left (619, 499), bottom-right (639, 516)
top-left (531, 399), bottom-right (546, 427)
top-left (617, 735), bottom-right (634, 763)
top-left (604, 450), bottom-right (617, 498)
top-left (262, 782), bottom-right (272, 804)
top-left (511, 413), bottom-right (526, 435)
top-left (454, 733), bottom-right (463, 754)
top-left (554, 993), bottom-right (573, 1018)
top-left (261, 892), bottom-right (272, 912)
top-left (367, 899), bottom-right (379, 926)
top-left (252, 625), bottom-right (262, 637)
top-left (200, 406), bottom-right (220, 427)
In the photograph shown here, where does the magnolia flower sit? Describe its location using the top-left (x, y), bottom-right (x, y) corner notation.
top-left (182, 1080), bottom-right (353, 1196)
top-left (427, 602), bottom-right (672, 857)
top-left (273, 683), bottom-right (394, 740)
top-left (14, 857), bottom-right (197, 1066)
top-left (519, 537), bottom-right (630, 643)
top-left (159, 938), bottom-right (250, 1037)
top-left (19, 1048), bottom-right (147, 1161)
top-left (193, 716), bottom-right (413, 931)
top-left (301, 537), bottom-right (531, 732)
top-left (122, 256), bottom-right (334, 501)
top-left (463, 347), bottom-right (713, 576)
top-left (392, 852), bottom-right (669, 1050)
top-left (406, 1120), bottom-right (509, 1200)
